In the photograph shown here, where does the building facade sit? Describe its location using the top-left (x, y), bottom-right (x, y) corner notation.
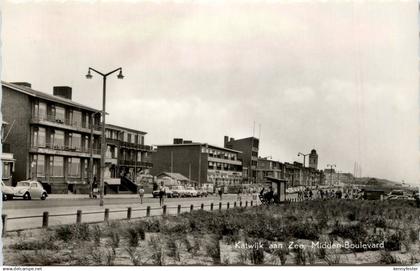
top-left (151, 138), bottom-right (243, 188)
top-left (104, 124), bottom-right (153, 193)
top-left (224, 136), bottom-right (259, 183)
top-left (2, 82), bottom-right (102, 193)
top-left (308, 149), bottom-right (318, 169)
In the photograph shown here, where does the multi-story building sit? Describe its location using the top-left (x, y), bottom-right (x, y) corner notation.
top-left (224, 136), bottom-right (259, 183)
top-left (256, 157), bottom-right (283, 181)
top-left (151, 138), bottom-right (243, 188)
top-left (2, 81), bottom-right (102, 193)
top-left (104, 124), bottom-right (153, 193)
top-left (2, 121), bottom-right (15, 185)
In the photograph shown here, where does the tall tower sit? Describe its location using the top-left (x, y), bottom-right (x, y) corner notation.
top-left (308, 149), bottom-right (318, 169)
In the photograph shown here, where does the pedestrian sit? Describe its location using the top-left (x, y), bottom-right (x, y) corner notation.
top-left (159, 181), bottom-right (166, 206)
top-left (237, 188), bottom-right (242, 202)
top-left (309, 189), bottom-right (313, 200)
top-left (218, 187), bottom-right (223, 200)
top-left (92, 176), bottom-right (98, 199)
top-left (320, 189), bottom-right (324, 200)
top-left (138, 185), bottom-right (145, 204)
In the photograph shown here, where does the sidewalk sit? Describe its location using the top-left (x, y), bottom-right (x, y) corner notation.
top-left (47, 193), bottom-right (149, 200)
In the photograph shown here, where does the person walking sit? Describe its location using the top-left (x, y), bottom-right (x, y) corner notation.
top-left (218, 186), bottom-right (223, 200)
top-left (159, 181), bottom-right (166, 206)
top-left (237, 187), bottom-right (242, 202)
top-left (138, 185), bottom-right (145, 204)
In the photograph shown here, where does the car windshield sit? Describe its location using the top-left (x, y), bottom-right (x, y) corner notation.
top-left (17, 182), bottom-right (30, 187)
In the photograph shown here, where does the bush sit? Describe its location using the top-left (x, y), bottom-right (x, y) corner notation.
top-left (205, 237), bottom-right (221, 265)
top-left (330, 223), bottom-right (367, 241)
top-left (287, 223), bottom-right (320, 240)
top-left (379, 251), bottom-right (399, 264)
top-left (293, 246), bottom-right (306, 265)
top-left (272, 246), bottom-right (288, 265)
top-left (10, 238), bottom-right (59, 251)
top-left (55, 224), bottom-right (90, 241)
top-left (384, 233), bottom-right (402, 251)
top-left (149, 235), bottom-right (164, 265)
top-left (126, 227), bottom-right (139, 247)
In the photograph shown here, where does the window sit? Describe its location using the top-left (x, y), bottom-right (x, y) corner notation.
top-left (72, 110), bottom-right (82, 127)
top-left (55, 106), bottom-right (65, 122)
top-left (83, 159), bottom-right (89, 179)
top-left (30, 183), bottom-right (37, 188)
top-left (52, 130), bottom-right (65, 148)
top-left (106, 145), bottom-right (112, 158)
top-left (137, 151), bottom-right (142, 162)
top-left (127, 133), bottom-right (132, 143)
top-left (83, 135), bottom-right (89, 151)
top-left (106, 130), bottom-right (111, 139)
top-left (36, 155), bottom-right (45, 177)
top-left (52, 156), bottom-right (64, 176)
top-left (33, 127), bottom-right (46, 147)
top-left (123, 132), bottom-right (128, 142)
top-left (2, 163), bottom-right (11, 179)
top-left (135, 135), bottom-right (139, 144)
top-left (68, 158), bottom-right (80, 177)
top-left (71, 133), bottom-right (81, 151)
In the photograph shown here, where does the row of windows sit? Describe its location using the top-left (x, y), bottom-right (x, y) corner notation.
top-left (105, 129), bottom-right (145, 145)
top-left (31, 155), bottom-right (96, 178)
top-left (32, 127), bottom-right (99, 151)
top-left (33, 100), bottom-right (99, 129)
top-left (106, 145), bottom-right (145, 162)
top-left (202, 147), bottom-right (238, 160)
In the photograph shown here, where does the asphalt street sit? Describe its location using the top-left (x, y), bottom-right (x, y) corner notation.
top-left (2, 194), bottom-right (258, 232)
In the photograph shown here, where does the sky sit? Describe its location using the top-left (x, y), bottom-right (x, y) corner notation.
top-left (1, 0), bottom-right (419, 184)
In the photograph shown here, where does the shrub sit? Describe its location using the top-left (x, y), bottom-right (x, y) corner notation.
top-left (379, 251), bottom-right (399, 264)
top-left (205, 238), bottom-right (221, 265)
top-left (370, 216), bottom-right (387, 228)
top-left (330, 223), bottom-right (367, 241)
top-left (293, 246), bottom-right (306, 265)
top-left (317, 247), bottom-right (327, 260)
top-left (126, 247), bottom-right (142, 265)
top-left (18, 250), bottom-right (66, 266)
top-left (10, 237), bottom-right (59, 251)
top-left (409, 228), bottom-right (418, 243)
top-left (108, 229), bottom-right (120, 248)
top-left (384, 233), bottom-right (402, 251)
top-left (287, 223), bottom-right (320, 240)
top-left (166, 237), bottom-right (181, 261)
top-left (324, 253), bottom-right (341, 265)
top-left (91, 224), bottom-right (102, 245)
top-left (126, 227), bottom-right (139, 247)
top-left (272, 246), bottom-right (288, 265)
top-left (55, 224), bottom-right (90, 242)
top-left (105, 248), bottom-right (116, 266)
top-left (307, 249), bottom-right (316, 265)
top-left (149, 235), bottom-right (164, 265)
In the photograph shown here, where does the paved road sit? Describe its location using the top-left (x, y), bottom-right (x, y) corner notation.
top-left (2, 194), bottom-right (258, 232)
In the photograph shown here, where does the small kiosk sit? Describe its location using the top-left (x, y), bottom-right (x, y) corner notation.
top-left (260, 176), bottom-right (288, 204)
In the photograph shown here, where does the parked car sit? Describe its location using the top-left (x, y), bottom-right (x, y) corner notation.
top-left (13, 180), bottom-right (48, 200)
top-left (185, 187), bottom-right (199, 197)
top-left (152, 186), bottom-right (172, 198)
top-left (2, 181), bottom-right (14, 201)
top-left (198, 188), bottom-right (208, 197)
top-left (170, 185), bottom-right (187, 198)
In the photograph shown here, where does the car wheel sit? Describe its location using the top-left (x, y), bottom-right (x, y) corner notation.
top-left (2, 194), bottom-right (7, 201)
top-left (7, 195), bottom-right (13, 200)
top-left (41, 193), bottom-right (47, 200)
top-left (23, 192), bottom-right (31, 200)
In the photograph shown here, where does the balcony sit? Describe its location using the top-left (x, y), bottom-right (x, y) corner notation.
top-left (119, 141), bottom-right (152, 151)
top-left (118, 159), bottom-right (153, 168)
top-left (31, 114), bottom-right (102, 135)
top-left (30, 143), bottom-right (101, 158)
top-left (208, 156), bottom-right (242, 166)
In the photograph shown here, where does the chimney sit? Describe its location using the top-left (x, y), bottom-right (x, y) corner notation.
top-left (173, 138), bottom-right (183, 144)
top-left (230, 137), bottom-right (235, 142)
top-left (224, 136), bottom-right (229, 147)
top-left (53, 86), bottom-right (72, 100)
top-left (11, 82), bottom-right (32, 88)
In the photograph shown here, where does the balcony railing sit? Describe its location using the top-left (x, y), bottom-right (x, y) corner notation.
top-left (118, 160), bottom-right (153, 168)
top-left (32, 143), bottom-right (101, 155)
top-left (32, 114), bottom-right (101, 131)
top-left (119, 141), bottom-right (152, 151)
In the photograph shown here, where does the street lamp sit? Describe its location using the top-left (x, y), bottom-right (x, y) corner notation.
top-left (86, 67), bottom-right (124, 206)
top-left (326, 164), bottom-right (336, 187)
top-left (298, 152), bottom-right (310, 167)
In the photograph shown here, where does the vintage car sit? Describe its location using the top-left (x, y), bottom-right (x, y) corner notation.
top-left (1, 181), bottom-right (14, 201)
top-left (152, 186), bottom-right (173, 198)
top-left (185, 187), bottom-right (199, 197)
top-left (170, 185), bottom-right (187, 198)
top-left (13, 180), bottom-right (48, 200)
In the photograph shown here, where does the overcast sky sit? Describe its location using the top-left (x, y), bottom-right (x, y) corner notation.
top-left (2, 0), bottom-right (419, 184)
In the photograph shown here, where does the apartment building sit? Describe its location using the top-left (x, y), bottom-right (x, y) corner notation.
top-left (224, 136), bottom-right (259, 183)
top-left (2, 82), bottom-right (102, 193)
top-left (104, 124), bottom-right (153, 193)
top-left (151, 138), bottom-right (243, 188)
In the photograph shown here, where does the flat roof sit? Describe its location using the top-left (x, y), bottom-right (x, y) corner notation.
top-left (157, 143), bottom-right (242, 153)
top-left (106, 123), bottom-right (147, 135)
top-left (2, 81), bottom-right (100, 112)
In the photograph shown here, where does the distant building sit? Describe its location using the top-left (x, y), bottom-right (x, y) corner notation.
top-left (308, 149), bottom-right (318, 169)
top-left (2, 81), bottom-right (102, 193)
top-left (151, 138), bottom-right (243, 187)
top-left (224, 136), bottom-right (259, 183)
top-left (104, 124), bottom-right (153, 193)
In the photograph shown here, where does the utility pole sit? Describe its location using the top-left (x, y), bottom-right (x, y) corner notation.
top-left (298, 152), bottom-right (310, 167)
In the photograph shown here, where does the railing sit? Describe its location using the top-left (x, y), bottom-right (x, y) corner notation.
top-left (32, 114), bottom-right (101, 131)
top-left (1, 199), bottom-right (258, 236)
top-left (31, 143), bottom-right (101, 155)
top-left (118, 160), bottom-right (153, 167)
top-left (120, 141), bottom-right (152, 151)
